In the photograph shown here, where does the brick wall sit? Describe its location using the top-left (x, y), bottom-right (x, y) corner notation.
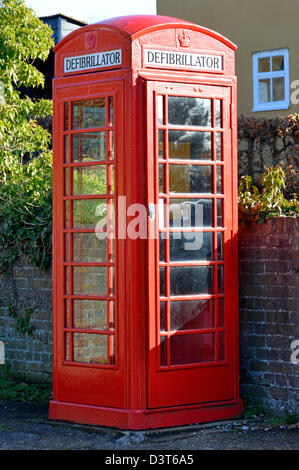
top-left (239, 217), bottom-right (299, 414)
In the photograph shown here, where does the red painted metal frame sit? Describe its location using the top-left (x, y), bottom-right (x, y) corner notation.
top-left (50, 15), bottom-right (243, 429)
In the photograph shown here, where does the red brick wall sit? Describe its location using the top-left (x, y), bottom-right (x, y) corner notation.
top-left (238, 217), bottom-right (299, 414)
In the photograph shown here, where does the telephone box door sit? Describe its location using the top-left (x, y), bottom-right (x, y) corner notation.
top-left (53, 78), bottom-right (125, 408)
top-left (146, 81), bottom-right (237, 408)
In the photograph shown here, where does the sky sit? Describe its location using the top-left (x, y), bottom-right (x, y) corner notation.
top-left (25, 0), bottom-right (157, 24)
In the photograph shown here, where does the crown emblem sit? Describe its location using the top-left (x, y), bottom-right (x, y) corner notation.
top-left (178, 31), bottom-right (191, 48)
top-left (85, 32), bottom-right (97, 50)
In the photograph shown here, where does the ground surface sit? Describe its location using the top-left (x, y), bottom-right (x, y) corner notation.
top-left (0, 399), bottom-right (298, 451)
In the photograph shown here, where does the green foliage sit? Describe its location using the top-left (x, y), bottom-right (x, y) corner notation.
top-left (238, 166), bottom-right (299, 224)
top-left (0, 365), bottom-right (52, 402)
top-left (0, 0), bottom-right (54, 272)
top-left (8, 304), bottom-right (34, 336)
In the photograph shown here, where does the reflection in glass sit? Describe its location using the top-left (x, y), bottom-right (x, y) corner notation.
top-left (73, 333), bottom-right (107, 364)
top-left (64, 233), bottom-right (69, 262)
top-left (108, 96), bottom-right (114, 125)
top-left (169, 198), bottom-right (213, 227)
top-left (160, 268), bottom-right (165, 296)
top-left (215, 100), bottom-right (222, 128)
top-left (168, 131), bottom-right (212, 160)
top-left (169, 164), bottom-right (212, 193)
top-left (273, 77), bottom-right (285, 101)
top-left (160, 336), bottom-right (167, 366)
top-left (157, 95), bottom-right (164, 125)
top-left (72, 98), bottom-right (106, 129)
top-left (159, 164), bottom-right (164, 192)
top-left (217, 232), bottom-right (224, 261)
top-left (216, 133), bottom-right (222, 161)
top-left (73, 300), bottom-right (107, 329)
top-left (169, 232), bottom-right (213, 262)
top-left (73, 200), bottom-right (114, 230)
top-left (65, 333), bottom-right (70, 361)
top-left (160, 302), bottom-right (166, 331)
top-left (158, 130), bottom-right (165, 159)
top-left (64, 168), bottom-right (69, 195)
top-left (258, 57), bottom-right (270, 73)
top-left (218, 265), bottom-right (224, 294)
top-left (168, 97), bottom-right (211, 127)
top-left (72, 132), bottom-right (106, 162)
top-left (65, 267), bottom-right (70, 295)
top-left (218, 297), bottom-right (225, 327)
top-left (64, 299), bottom-right (70, 328)
top-left (217, 199), bottom-right (223, 227)
top-left (170, 299), bottom-right (214, 331)
top-left (170, 266), bottom-right (213, 296)
top-left (272, 56), bottom-right (284, 71)
top-left (73, 166), bottom-right (106, 195)
top-left (217, 166), bottom-right (223, 194)
top-left (259, 79), bottom-right (271, 103)
top-left (64, 200), bottom-right (69, 228)
top-left (170, 333), bottom-right (215, 365)
top-left (73, 233), bottom-right (107, 262)
top-left (159, 233), bottom-right (164, 262)
top-left (73, 266), bottom-right (107, 296)
top-left (64, 135), bottom-right (69, 162)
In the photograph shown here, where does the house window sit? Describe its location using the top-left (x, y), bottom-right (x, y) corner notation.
top-left (252, 49), bottom-right (289, 112)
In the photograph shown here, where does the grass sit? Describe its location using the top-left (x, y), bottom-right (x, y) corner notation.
top-left (0, 366), bottom-right (52, 402)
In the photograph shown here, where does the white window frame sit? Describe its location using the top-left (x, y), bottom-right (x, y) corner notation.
top-left (252, 49), bottom-right (289, 112)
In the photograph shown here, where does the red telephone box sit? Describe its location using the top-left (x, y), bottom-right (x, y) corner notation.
top-left (49, 15), bottom-right (243, 429)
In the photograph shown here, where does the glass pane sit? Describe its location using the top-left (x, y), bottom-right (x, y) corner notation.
top-left (216, 133), bottom-right (222, 161)
top-left (217, 199), bottom-right (223, 227)
top-left (72, 98), bottom-right (106, 129)
top-left (159, 164), bottom-right (164, 192)
top-left (217, 232), bottom-right (224, 261)
top-left (108, 97), bottom-right (114, 125)
top-left (65, 267), bottom-right (70, 295)
top-left (169, 165), bottom-right (212, 193)
top-left (109, 131), bottom-right (114, 160)
top-left (64, 299), bottom-right (70, 328)
top-left (168, 97), bottom-right (211, 127)
top-left (73, 199), bottom-right (109, 229)
top-left (72, 132), bottom-right (106, 162)
top-left (157, 95), bottom-right (164, 125)
top-left (170, 299), bottom-right (215, 331)
top-left (73, 300), bottom-right (107, 329)
top-left (169, 232), bottom-right (213, 261)
top-left (158, 130), bottom-right (165, 159)
top-left (169, 198), bottom-right (213, 227)
top-left (170, 266), bottom-right (213, 296)
top-left (272, 56), bottom-right (284, 71)
top-left (110, 335), bottom-right (116, 365)
top-left (73, 266), bottom-right (107, 296)
top-left (73, 333), bottom-right (107, 364)
top-left (258, 57), bottom-right (270, 73)
top-left (160, 336), bottom-right (167, 366)
top-left (217, 166), bottom-right (223, 194)
top-left (218, 332), bottom-right (225, 361)
top-left (218, 297), bottom-right (225, 327)
top-left (73, 233), bottom-right (107, 262)
top-left (159, 233), bottom-right (164, 261)
top-left (65, 333), bottom-right (70, 361)
top-left (218, 265), bottom-right (224, 294)
top-left (258, 79), bottom-right (271, 103)
top-left (64, 168), bottom-right (69, 196)
top-left (160, 267), bottom-right (165, 296)
top-left (170, 333), bottom-right (215, 365)
top-left (64, 200), bottom-right (69, 228)
top-left (73, 166), bottom-right (106, 195)
top-left (160, 301), bottom-right (166, 331)
top-left (215, 100), bottom-right (222, 128)
top-left (64, 102), bottom-right (69, 131)
top-left (64, 233), bottom-right (69, 262)
top-left (273, 77), bottom-right (285, 101)
top-left (64, 135), bottom-right (69, 162)
top-left (169, 131), bottom-right (212, 160)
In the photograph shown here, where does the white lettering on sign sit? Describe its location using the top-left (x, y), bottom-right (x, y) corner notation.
top-left (64, 49), bottom-right (122, 73)
top-left (144, 49), bottom-right (223, 72)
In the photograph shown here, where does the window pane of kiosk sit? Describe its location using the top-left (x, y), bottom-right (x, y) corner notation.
top-left (72, 132), bottom-right (106, 162)
top-left (218, 297), bottom-right (225, 327)
top-left (217, 199), bottom-right (223, 227)
top-left (218, 265), bottom-right (224, 294)
top-left (72, 98), bottom-right (106, 129)
top-left (73, 266), bottom-right (107, 296)
top-left (169, 198), bottom-right (213, 227)
top-left (168, 97), bottom-right (212, 127)
top-left (216, 133), bottom-right (222, 161)
top-left (159, 164), bottom-right (164, 192)
top-left (169, 232), bottom-right (213, 262)
top-left (73, 166), bottom-right (107, 195)
top-left (160, 268), bottom-right (165, 296)
top-left (170, 299), bottom-right (214, 331)
top-left (217, 166), bottom-right (223, 194)
top-left (73, 333), bottom-right (107, 364)
top-left (169, 164), bottom-right (212, 193)
top-left (218, 332), bottom-right (225, 361)
top-left (73, 233), bottom-right (107, 262)
top-left (108, 97), bottom-right (114, 125)
top-left (65, 333), bottom-right (70, 361)
top-left (215, 100), bottom-right (222, 128)
top-left (170, 333), bottom-right (215, 365)
top-left (160, 336), bottom-right (167, 366)
top-left (170, 266), bottom-right (213, 296)
top-left (64, 135), bottom-right (69, 162)
top-left (168, 131), bottom-right (212, 160)
top-left (73, 200), bottom-right (109, 229)
top-left (157, 95), bottom-right (164, 125)
top-left (158, 130), bottom-right (165, 159)
top-left (160, 301), bottom-right (166, 332)
top-left (73, 300), bottom-right (107, 330)
top-left (64, 102), bottom-right (69, 131)
top-left (217, 232), bottom-right (224, 261)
